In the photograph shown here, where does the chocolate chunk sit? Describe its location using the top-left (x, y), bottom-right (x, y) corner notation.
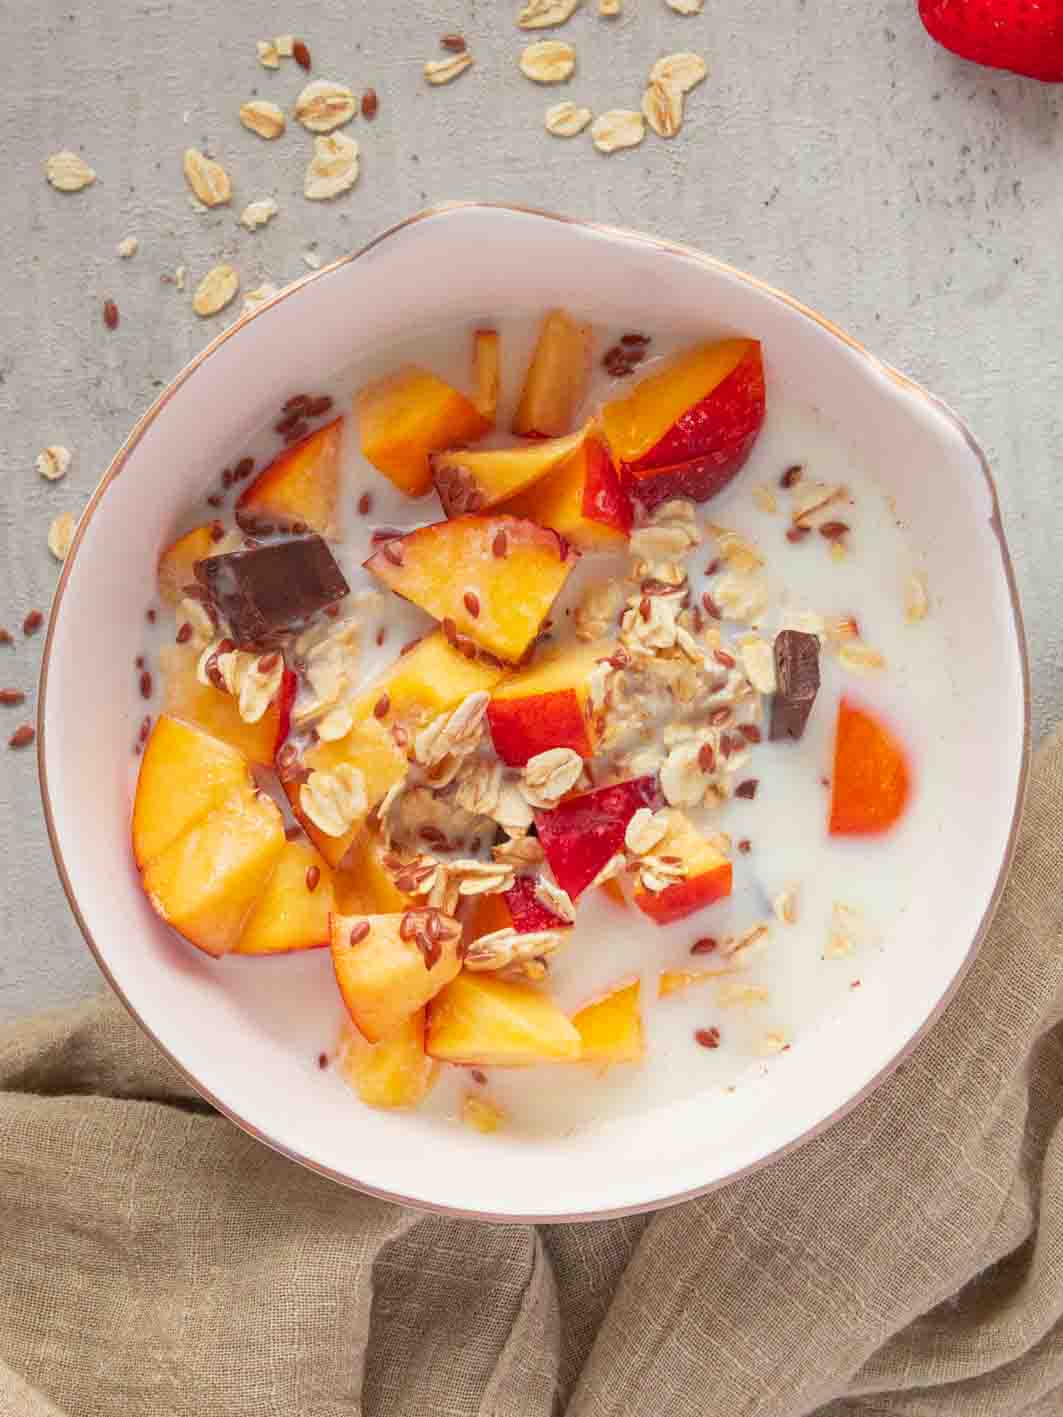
top-left (769, 630), bottom-right (820, 742)
top-left (194, 535), bottom-right (349, 642)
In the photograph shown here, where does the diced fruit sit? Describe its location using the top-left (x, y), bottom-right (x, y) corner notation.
top-left (336, 829), bottom-right (416, 915)
top-left (365, 515), bottom-right (577, 663)
top-left (330, 912), bottom-right (462, 1043)
top-left (572, 978), bottom-right (644, 1064)
top-left (358, 366), bottom-right (491, 497)
top-left (426, 973), bottom-right (581, 1066)
top-left (466, 891), bottom-right (513, 941)
top-left (432, 428), bottom-right (586, 517)
top-left (234, 840), bottom-right (334, 955)
top-left (535, 775), bottom-right (661, 900)
top-left (350, 629), bottom-right (506, 726)
top-left (157, 524), bottom-right (219, 606)
top-left (502, 436), bottom-right (632, 549)
top-left (132, 714), bottom-right (249, 867)
top-left (829, 698), bottom-right (911, 836)
top-left (599, 877), bottom-right (628, 908)
top-left (472, 329), bottom-right (500, 423)
top-left (337, 1012), bottom-right (438, 1110)
top-left (602, 339), bottom-right (766, 512)
top-left (486, 639), bottom-right (612, 766)
top-left (632, 811), bottom-right (732, 925)
top-left (159, 643), bottom-right (295, 767)
top-left (503, 875), bottom-right (574, 932)
top-left (462, 1094), bottom-right (504, 1133)
top-left (235, 417), bottom-right (343, 537)
top-left (512, 308), bottom-right (593, 438)
top-left (658, 968), bottom-right (727, 998)
top-left (142, 785), bottom-right (285, 957)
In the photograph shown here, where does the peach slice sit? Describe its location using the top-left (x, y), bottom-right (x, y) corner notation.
top-left (472, 329), bottom-right (500, 423)
top-left (425, 972), bottom-right (581, 1066)
top-left (335, 829), bottom-right (417, 915)
top-left (142, 784), bottom-right (285, 957)
top-left (431, 428), bottom-right (586, 518)
top-left (512, 308), bottom-right (593, 438)
top-left (486, 638), bottom-right (613, 766)
top-left (572, 978), bottom-right (644, 1064)
top-left (234, 839), bottom-right (335, 955)
top-left (365, 515), bottom-right (577, 663)
top-left (132, 714), bottom-right (250, 868)
top-left (535, 775), bottom-right (662, 900)
top-left (358, 366), bottom-right (491, 497)
top-left (330, 912), bottom-right (463, 1043)
top-left (337, 1012), bottom-right (438, 1110)
top-left (601, 339), bottom-right (766, 512)
top-left (157, 524), bottom-right (219, 606)
top-left (632, 811), bottom-right (732, 925)
top-left (235, 417), bottom-right (343, 537)
top-left (829, 698), bottom-right (911, 836)
top-left (350, 629), bottom-right (507, 727)
top-left (502, 436), bottom-right (632, 549)
top-left (159, 643), bottom-right (295, 767)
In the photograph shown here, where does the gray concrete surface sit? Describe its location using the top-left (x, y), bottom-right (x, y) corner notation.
top-left (1, 1), bottom-right (1061, 1020)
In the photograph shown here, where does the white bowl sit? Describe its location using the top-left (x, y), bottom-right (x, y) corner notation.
top-left (38, 205), bottom-right (1029, 1221)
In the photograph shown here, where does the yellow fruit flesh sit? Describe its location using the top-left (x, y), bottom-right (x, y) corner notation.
top-left (336, 830), bottom-right (416, 915)
top-left (159, 644), bottom-right (280, 767)
top-left (237, 418), bottom-right (342, 536)
top-left (472, 329), bottom-right (500, 422)
top-left (426, 972), bottom-right (582, 1066)
top-left (512, 308), bottom-right (593, 438)
top-left (572, 979), bottom-right (644, 1064)
top-left (350, 630), bottom-right (506, 726)
top-left (337, 1013), bottom-right (438, 1110)
top-left (132, 714), bottom-right (249, 867)
top-left (358, 366), bottom-right (490, 496)
top-left (291, 717), bottom-right (409, 868)
top-left (235, 840), bottom-right (334, 955)
top-left (433, 428), bottom-right (586, 512)
top-left (503, 443), bottom-right (627, 550)
top-left (331, 913), bottom-right (462, 1043)
top-left (490, 638), bottom-right (612, 711)
top-left (157, 524), bottom-right (217, 606)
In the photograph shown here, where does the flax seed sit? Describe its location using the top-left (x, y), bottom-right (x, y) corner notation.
top-left (786, 525), bottom-right (811, 543)
top-left (701, 592), bottom-right (721, 620)
top-left (695, 1026), bottom-right (720, 1049)
top-left (146, 608), bottom-right (157, 624)
top-left (492, 530), bottom-right (508, 559)
top-left (292, 38), bottom-right (311, 69)
top-left (0, 690), bottom-right (25, 706)
top-left (697, 741), bottom-right (715, 773)
top-left (375, 627), bottom-right (386, 647)
top-left (373, 693), bottom-right (390, 719)
top-left (361, 88), bottom-right (379, 119)
top-left (441, 32), bottom-right (466, 51)
top-left (349, 921), bottom-right (370, 946)
top-left (780, 465), bottom-right (803, 489)
top-left (691, 937), bottom-right (717, 955)
top-left (463, 590), bottom-right (480, 618)
top-left (819, 521), bottom-right (850, 542)
top-left (103, 299), bottom-right (119, 330)
top-left (22, 611), bottom-right (43, 637)
top-left (739, 723), bottom-right (762, 743)
top-left (738, 838), bottom-right (751, 853)
top-left (713, 648), bottom-right (736, 669)
top-left (234, 456), bottom-right (255, 481)
top-left (139, 670), bottom-right (153, 699)
top-left (381, 540), bottom-right (404, 566)
top-left (305, 865), bottom-right (321, 892)
top-left (357, 492), bottom-right (372, 516)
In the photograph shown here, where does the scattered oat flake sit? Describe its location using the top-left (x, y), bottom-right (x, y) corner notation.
top-left (294, 80), bottom-right (356, 132)
top-left (838, 642), bottom-right (887, 675)
top-left (545, 101), bottom-right (593, 136)
top-left (520, 40), bottom-right (577, 82)
top-left (463, 1094), bottom-right (504, 1133)
top-left (45, 150), bottom-right (96, 192)
top-left (642, 80), bottom-right (683, 138)
top-left (116, 236), bottom-right (138, 259)
top-left (304, 133), bottom-right (360, 200)
top-left (773, 888), bottom-right (797, 925)
top-left (276, 35), bottom-right (295, 58)
top-left (183, 148), bottom-right (231, 207)
top-left (48, 512), bottom-right (76, 561)
top-left (650, 51), bottom-right (708, 93)
top-left (424, 53), bottom-right (474, 85)
top-left (519, 0), bottom-right (581, 27)
top-left (666, 0), bottom-right (703, 11)
top-left (257, 38), bottom-right (280, 68)
top-left (243, 282), bottom-right (279, 313)
top-left (591, 108), bottom-right (645, 153)
top-left (599, 0), bottom-right (621, 13)
top-left (37, 445), bottom-right (72, 482)
top-left (175, 266), bottom-right (187, 292)
top-left (905, 571), bottom-right (929, 623)
top-left (240, 99), bottom-right (286, 139)
top-left (239, 198), bottom-right (279, 231)
top-left (192, 264), bottom-right (240, 318)
top-left (303, 249), bottom-right (322, 270)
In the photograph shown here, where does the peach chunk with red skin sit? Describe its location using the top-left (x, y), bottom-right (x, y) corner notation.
top-left (513, 308), bottom-right (593, 439)
top-left (602, 339), bottom-right (766, 513)
top-left (632, 811), bottom-right (732, 926)
top-left (236, 416), bottom-right (343, 537)
top-left (364, 515), bottom-right (578, 664)
top-left (486, 638), bottom-right (613, 766)
top-left (535, 775), bottom-right (663, 901)
top-left (829, 697), bottom-right (912, 836)
top-left (159, 643), bottom-right (295, 767)
top-left (572, 978), bottom-right (644, 1065)
top-left (502, 436), bottom-right (632, 549)
top-left (331, 912), bottom-right (463, 1044)
top-left (358, 366), bottom-right (491, 497)
top-left (431, 428), bottom-right (586, 518)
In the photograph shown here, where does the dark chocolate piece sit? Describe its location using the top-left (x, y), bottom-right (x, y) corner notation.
top-left (769, 629), bottom-right (820, 742)
top-left (194, 535), bottom-right (349, 642)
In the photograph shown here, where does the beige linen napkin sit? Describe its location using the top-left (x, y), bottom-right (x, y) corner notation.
top-left (1, 729), bottom-right (1062, 1417)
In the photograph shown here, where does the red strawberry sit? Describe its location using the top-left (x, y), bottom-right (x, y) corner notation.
top-left (918, 0), bottom-right (1063, 81)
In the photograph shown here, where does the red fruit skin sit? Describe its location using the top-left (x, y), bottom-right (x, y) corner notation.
top-left (273, 668), bottom-right (297, 756)
top-left (582, 439), bottom-right (633, 535)
top-left (918, 0), bottom-right (1063, 82)
top-left (487, 691), bottom-right (592, 767)
top-left (621, 345), bottom-right (766, 513)
top-left (503, 875), bottom-right (574, 932)
top-left (633, 862), bottom-right (733, 926)
top-left (534, 775), bottom-right (662, 900)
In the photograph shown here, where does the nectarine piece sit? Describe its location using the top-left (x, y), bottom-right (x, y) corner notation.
top-left (337, 1011), bottom-right (438, 1110)
top-left (157, 524), bottom-right (221, 606)
top-left (350, 629), bottom-right (506, 727)
top-left (472, 329), bottom-right (500, 423)
top-left (425, 972), bottom-right (581, 1066)
top-left (502, 436), bottom-right (632, 549)
top-left (358, 366), bottom-right (491, 497)
top-left (132, 714), bottom-right (250, 868)
top-left (331, 911), bottom-right (463, 1043)
top-left (335, 828), bottom-right (417, 915)
top-left (159, 643), bottom-right (295, 767)
top-left (235, 417), bottom-right (343, 537)
top-left (234, 839), bottom-right (335, 955)
top-left (572, 978), bottom-right (644, 1064)
top-left (365, 515), bottom-right (577, 663)
top-left (829, 698), bottom-right (911, 836)
top-left (431, 428), bottom-right (586, 517)
top-left (602, 338), bottom-right (766, 512)
top-left (632, 811), bottom-right (732, 926)
top-left (512, 308), bottom-right (593, 438)
top-left (462, 1094), bottom-right (505, 1132)
top-left (486, 638), bottom-right (613, 766)
top-left (535, 775), bottom-right (662, 900)
top-left (142, 784), bottom-right (285, 957)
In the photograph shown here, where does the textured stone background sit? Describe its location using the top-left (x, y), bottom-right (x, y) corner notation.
top-left (1, 0), bottom-right (1060, 1019)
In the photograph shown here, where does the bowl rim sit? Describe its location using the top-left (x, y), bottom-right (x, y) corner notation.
top-left (36, 202), bottom-right (1032, 1223)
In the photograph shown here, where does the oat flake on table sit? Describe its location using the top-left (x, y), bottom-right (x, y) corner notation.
top-left (116, 236), bottom-right (138, 259)
top-left (520, 40), bottom-right (577, 82)
top-left (545, 101), bottom-right (592, 136)
top-left (37, 446), bottom-right (72, 482)
top-left (591, 108), bottom-right (645, 152)
top-left (424, 53), bottom-right (474, 85)
top-left (650, 51), bottom-right (708, 93)
top-left (518, 0), bottom-right (581, 28)
top-left (182, 148), bottom-right (231, 207)
top-left (192, 264), bottom-right (240, 317)
top-left (48, 513), bottom-right (76, 562)
top-left (599, 0), bottom-right (622, 14)
top-left (240, 198), bottom-right (278, 231)
top-left (294, 81), bottom-right (357, 133)
top-left (239, 100), bottom-right (286, 139)
top-left (304, 134), bottom-right (360, 200)
top-left (665, 0), bottom-right (703, 12)
top-left (642, 80), bottom-right (684, 138)
top-left (44, 151), bottom-right (96, 192)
